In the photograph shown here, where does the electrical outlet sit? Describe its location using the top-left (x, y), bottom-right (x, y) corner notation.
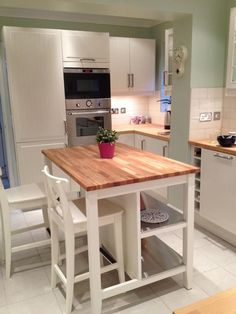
top-left (111, 108), bottom-right (119, 114)
top-left (121, 107), bottom-right (126, 114)
top-left (199, 112), bottom-right (212, 122)
top-left (213, 111), bottom-right (221, 120)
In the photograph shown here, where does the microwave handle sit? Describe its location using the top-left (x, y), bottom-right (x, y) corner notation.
top-left (68, 110), bottom-right (110, 116)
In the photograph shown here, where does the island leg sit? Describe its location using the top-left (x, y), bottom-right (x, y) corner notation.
top-left (86, 191), bottom-right (102, 314)
top-left (183, 174), bottom-right (195, 289)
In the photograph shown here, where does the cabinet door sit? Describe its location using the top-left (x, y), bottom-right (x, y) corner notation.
top-left (135, 134), bottom-right (168, 156)
top-left (164, 28), bottom-right (173, 94)
top-left (109, 37), bottom-right (130, 94)
top-left (130, 38), bottom-right (155, 94)
top-left (117, 134), bottom-right (135, 147)
top-left (16, 141), bottom-right (66, 185)
top-left (62, 30), bottom-right (109, 66)
top-left (200, 149), bottom-right (236, 234)
top-left (4, 27), bottom-right (65, 142)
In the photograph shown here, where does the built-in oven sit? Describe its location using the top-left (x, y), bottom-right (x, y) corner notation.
top-left (66, 102), bottom-right (111, 146)
top-left (64, 67), bottom-right (111, 146)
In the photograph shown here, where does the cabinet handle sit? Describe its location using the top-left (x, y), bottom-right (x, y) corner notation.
top-left (163, 71), bottom-right (168, 86)
top-left (64, 120), bottom-right (67, 135)
top-left (163, 145), bottom-right (168, 157)
top-left (128, 74), bottom-right (131, 87)
top-left (131, 73), bottom-right (134, 87)
top-left (79, 58), bottom-right (96, 62)
top-left (141, 139), bottom-right (145, 150)
top-left (214, 153), bottom-right (233, 160)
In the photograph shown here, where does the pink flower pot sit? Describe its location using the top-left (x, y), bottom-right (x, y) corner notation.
top-left (98, 143), bottom-right (115, 158)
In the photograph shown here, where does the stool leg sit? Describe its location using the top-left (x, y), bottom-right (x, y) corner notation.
top-left (113, 215), bottom-right (125, 283)
top-left (51, 219), bottom-right (60, 288)
top-left (65, 232), bottom-right (75, 314)
top-left (42, 205), bottom-right (50, 230)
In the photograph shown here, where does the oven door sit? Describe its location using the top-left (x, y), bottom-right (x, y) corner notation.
top-left (66, 110), bottom-right (111, 146)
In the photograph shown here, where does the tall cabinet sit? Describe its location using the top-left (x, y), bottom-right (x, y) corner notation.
top-left (2, 27), bottom-right (67, 185)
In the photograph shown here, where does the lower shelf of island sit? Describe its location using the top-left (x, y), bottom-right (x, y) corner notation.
top-left (141, 236), bottom-right (184, 279)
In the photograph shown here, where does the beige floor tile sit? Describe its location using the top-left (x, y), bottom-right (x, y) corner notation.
top-left (4, 268), bottom-right (51, 304)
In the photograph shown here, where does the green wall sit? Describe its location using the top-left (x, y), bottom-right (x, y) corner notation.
top-left (0, 16), bottom-right (151, 39)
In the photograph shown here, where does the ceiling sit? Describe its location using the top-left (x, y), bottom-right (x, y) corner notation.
top-left (0, 0), bottom-right (185, 28)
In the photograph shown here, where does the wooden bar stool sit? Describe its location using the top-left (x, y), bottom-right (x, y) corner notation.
top-left (42, 165), bottom-right (125, 314)
top-left (0, 169), bottom-right (51, 278)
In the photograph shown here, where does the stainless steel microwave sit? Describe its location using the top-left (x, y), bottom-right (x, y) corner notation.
top-left (63, 68), bottom-right (110, 100)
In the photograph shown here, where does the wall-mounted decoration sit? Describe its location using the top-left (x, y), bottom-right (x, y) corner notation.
top-left (173, 45), bottom-right (188, 77)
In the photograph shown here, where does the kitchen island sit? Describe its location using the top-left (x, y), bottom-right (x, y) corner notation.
top-left (42, 143), bottom-right (199, 314)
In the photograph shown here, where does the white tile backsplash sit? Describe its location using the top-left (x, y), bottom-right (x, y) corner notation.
top-left (221, 95), bottom-right (236, 134)
top-left (111, 92), bottom-right (165, 127)
top-left (189, 88), bottom-right (223, 140)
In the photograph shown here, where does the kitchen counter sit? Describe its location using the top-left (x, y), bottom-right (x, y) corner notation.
top-left (115, 124), bottom-right (170, 142)
top-left (42, 143), bottom-right (198, 191)
top-left (189, 139), bottom-right (236, 156)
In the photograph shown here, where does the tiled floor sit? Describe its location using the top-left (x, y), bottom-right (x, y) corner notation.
top-left (1, 209), bottom-right (236, 313)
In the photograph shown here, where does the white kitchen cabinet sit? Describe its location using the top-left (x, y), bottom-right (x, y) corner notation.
top-left (200, 149), bottom-right (236, 235)
top-left (3, 27), bottom-right (66, 142)
top-left (61, 30), bottom-right (109, 68)
top-left (135, 134), bottom-right (168, 157)
top-left (226, 7), bottom-right (236, 90)
top-left (16, 141), bottom-right (67, 185)
top-left (117, 133), bottom-right (135, 147)
top-left (110, 37), bottom-right (155, 95)
top-left (164, 28), bottom-right (173, 95)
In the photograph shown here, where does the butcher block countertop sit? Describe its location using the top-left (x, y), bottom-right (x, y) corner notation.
top-left (42, 143), bottom-right (199, 191)
top-left (189, 139), bottom-right (236, 156)
top-left (115, 124), bottom-right (170, 142)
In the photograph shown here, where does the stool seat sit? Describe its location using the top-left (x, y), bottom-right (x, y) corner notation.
top-left (5, 182), bottom-right (46, 207)
top-left (0, 176), bottom-right (50, 278)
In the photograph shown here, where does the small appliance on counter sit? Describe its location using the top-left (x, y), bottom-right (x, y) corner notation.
top-left (157, 97), bottom-right (171, 130)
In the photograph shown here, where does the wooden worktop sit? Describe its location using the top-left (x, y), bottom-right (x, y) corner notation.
top-left (189, 139), bottom-right (236, 156)
top-left (115, 124), bottom-right (170, 142)
top-left (42, 143), bottom-right (199, 191)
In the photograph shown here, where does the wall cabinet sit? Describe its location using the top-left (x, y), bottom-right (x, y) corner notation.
top-left (164, 28), bottom-right (173, 95)
top-left (200, 149), bottom-right (236, 235)
top-left (226, 7), bottom-right (236, 89)
top-left (110, 37), bottom-right (155, 95)
top-left (3, 27), bottom-right (66, 142)
top-left (61, 30), bottom-right (109, 68)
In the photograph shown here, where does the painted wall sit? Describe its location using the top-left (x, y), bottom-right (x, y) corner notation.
top-left (0, 16), bottom-right (152, 39)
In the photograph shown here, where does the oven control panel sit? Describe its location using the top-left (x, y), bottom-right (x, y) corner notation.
top-left (66, 98), bottom-right (111, 110)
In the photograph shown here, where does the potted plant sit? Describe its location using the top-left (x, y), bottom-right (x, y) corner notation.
top-left (96, 127), bottom-right (118, 158)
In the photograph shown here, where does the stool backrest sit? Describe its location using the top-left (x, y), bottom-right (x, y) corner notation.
top-left (42, 166), bottom-right (73, 229)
